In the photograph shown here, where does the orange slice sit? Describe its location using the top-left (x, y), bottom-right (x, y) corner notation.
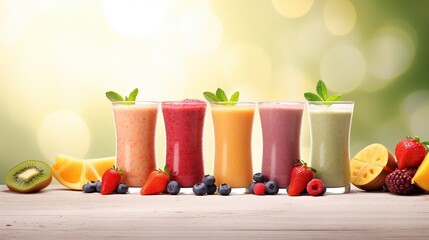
top-left (51, 154), bottom-right (115, 190)
top-left (350, 143), bottom-right (396, 191)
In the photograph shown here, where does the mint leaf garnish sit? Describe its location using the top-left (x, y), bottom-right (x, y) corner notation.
top-left (203, 88), bottom-right (239, 105)
top-left (326, 94), bottom-right (341, 102)
top-left (304, 80), bottom-right (341, 103)
top-left (216, 88), bottom-right (229, 102)
top-left (106, 91), bottom-right (124, 102)
top-left (127, 88), bottom-right (138, 101)
top-left (316, 80), bottom-right (328, 101)
top-left (304, 92), bottom-right (322, 101)
top-left (106, 88), bottom-right (139, 103)
top-left (203, 92), bottom-right (219, 102)
top-left (230, 91), bottom-right (239, 102)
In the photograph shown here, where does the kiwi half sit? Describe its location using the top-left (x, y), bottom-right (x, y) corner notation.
top-left (5, 160), bottom-right (52, 193)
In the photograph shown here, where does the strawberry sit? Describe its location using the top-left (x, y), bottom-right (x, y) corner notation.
top-left (395, 136), bottom-right (429, 169)
top-left (287, 160), bottom-right (315, 196)
top-left (100, 165), bottom-right (123, 195)
top-left (140, 166), bottom-right (171, 195)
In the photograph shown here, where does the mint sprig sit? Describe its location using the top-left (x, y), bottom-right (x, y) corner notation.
top-left (304, 80), bottom-right (341, 102)
top-left (106, 88), bottom-right (139, 102)
top-left (203, 88), bottom-right (239, 106)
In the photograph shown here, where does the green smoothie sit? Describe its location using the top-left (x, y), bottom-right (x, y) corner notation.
top-left (308, 102), bottom-right (354, 193)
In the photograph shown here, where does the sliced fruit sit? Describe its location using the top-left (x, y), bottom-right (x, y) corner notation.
top-left (51, 154), bottom-right (115, 190)
top-left (412, 152), bottom-right (429, 191)
top-left (350, 143), bottom-right (396, 191)
top-left (5, 160), bottom-right (52, 193)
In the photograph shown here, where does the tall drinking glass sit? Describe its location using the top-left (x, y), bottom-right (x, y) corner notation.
top-left (259, 102), bottom-right (304, 188)
top-left (211, 102), bottom-right (255, 189)
top-left (308, 101), bottom-right (354, 194)
top-left (162, 100), bottom-right (206, 188)
top-left (112, 101), bottom-right (159, 187)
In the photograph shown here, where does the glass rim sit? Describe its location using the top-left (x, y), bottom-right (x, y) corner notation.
top-left (306, 101), bottom-right (354, 104)
top-left (161, 100), bottom-right (207, 105)
top-left (111, 101), bottom-right (159, 105)
top-left (258, 101), bottom-right (305, 105)
top-left (209, 101), bottom-right (256, 106)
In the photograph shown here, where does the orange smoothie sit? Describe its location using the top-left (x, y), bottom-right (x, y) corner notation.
top-left (112, 102), bottom-right (158, 187)
top-left (211, 103), bottom-right (255, 188)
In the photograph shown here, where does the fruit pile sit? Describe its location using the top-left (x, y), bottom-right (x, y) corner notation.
top-left (287, 160), bottom-right (326, 197)
top-left (248, 173), bottom-right (279, 195)
top-left (351, 136), bottom-right (429, 195)
top-left (82, 166), bottom-right (129, 195)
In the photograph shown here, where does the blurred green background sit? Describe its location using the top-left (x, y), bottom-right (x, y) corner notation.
top-left (1, 0), bottom-right (428, 183)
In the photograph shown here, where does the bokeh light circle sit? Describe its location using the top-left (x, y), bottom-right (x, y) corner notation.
top-left (223, 43), bottom-right (272, 87)
top-left (37, 110), bottom-right (91, 161)
top-left (102, 0), bottom-right (171, 38)
top-left (271, 0), bottom-right (314, 18)
top-left (367, 26), bottom-right (415, 81)
top-left (320, 44), bottom-right (366, 93)
top-left (324, 0), bottom-right (356, 36)
top-left (401, 90), bottom-right (429, 121)
top-left (409, 103), bottom-right (429, 140)
top-left (298, 19), bottom-right (331, 60)
top-left (180, 10), bottom-right (223, 53)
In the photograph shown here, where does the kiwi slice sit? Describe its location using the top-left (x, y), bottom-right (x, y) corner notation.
top-left (5, 160), bottom-right (52, 193)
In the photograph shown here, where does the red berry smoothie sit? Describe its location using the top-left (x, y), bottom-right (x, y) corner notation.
top-left (259, 102), bottom-right (304, 188)
top-left (112, 102), bottom-right (159, 187)
top-left (162, 100), bottom-right (206, 187)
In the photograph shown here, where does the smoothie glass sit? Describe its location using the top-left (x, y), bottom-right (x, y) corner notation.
top-left (308, 101), bottom-right (354, 194)
top-left (162, 100), bottom-right (206, 188)
top-left (259, 102), bottom-right (304, 188)
top-left (211, 102), bottom-right (255, 189)
top-left (112, 101), bottom-right (159, 187)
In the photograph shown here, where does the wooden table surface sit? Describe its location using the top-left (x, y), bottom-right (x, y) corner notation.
top-left (1, 185), bottom-right (429, 240)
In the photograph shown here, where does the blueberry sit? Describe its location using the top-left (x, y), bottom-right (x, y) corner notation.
top-left (167, 181), bottom-right (181, 195)
top-left (248, 182), bottom-right (256, 194)
top-left (116, 183), bottom-right (129, 194)
top-left (192, 182), bottom-right (208, 196)
top-left (218, 183), bottom-right (232, 196)
top-left (253, 172), bottom-right (265, 183)
top-left (82, 181), bottom-right (96, 193)
top-left (265, 180), bottom-right (279, 195)
top-left (207, 184), bottom-right (217, 195)
top-left (95, 180), bottom-right (102, 193)
top-left (202, 174), bottom-right (216, 186)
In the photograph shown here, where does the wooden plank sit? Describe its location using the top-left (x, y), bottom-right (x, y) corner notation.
top-left (1, 185), bottom-right (429, 239)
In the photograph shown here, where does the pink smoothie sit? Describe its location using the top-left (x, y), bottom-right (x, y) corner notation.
top-left (112, 102), bottom-right (158, 187)
top-left (162, 100), bottom-right (206, 187)
top-left (259, 102), bottom-right (304, 188)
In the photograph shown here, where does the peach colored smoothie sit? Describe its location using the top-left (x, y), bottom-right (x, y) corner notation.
top-left (112, 102), bottom-right (158, 187)
top-left (162, 100), bottom-right (206, 187)
top-left (259, 102), bottom-right (304, 188)
top-left (211, 102), bottom-right (255, 188)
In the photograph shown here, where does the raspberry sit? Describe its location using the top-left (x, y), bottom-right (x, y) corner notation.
top-left (306, 179), bottom-right (326, 196)
top-left (385, 168), bottom-right (423, 195)
top-left (253, 183), bottom-right (266, 195)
